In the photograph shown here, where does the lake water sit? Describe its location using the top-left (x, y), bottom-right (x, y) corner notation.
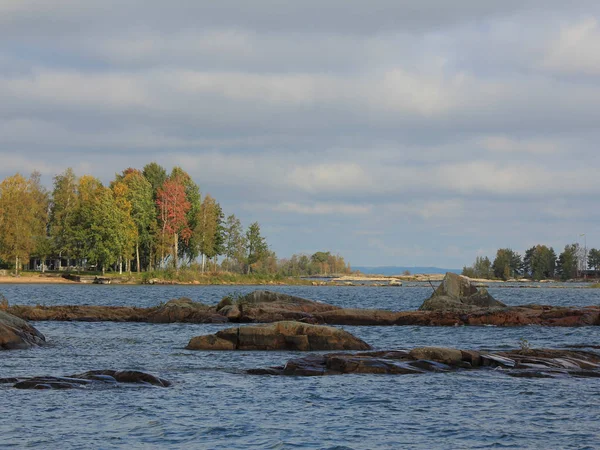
top-left (1, 284), bottom-right (600, 449)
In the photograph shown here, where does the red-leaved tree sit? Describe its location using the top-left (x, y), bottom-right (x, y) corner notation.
top-left (156, 178), bottom-right (191, 271)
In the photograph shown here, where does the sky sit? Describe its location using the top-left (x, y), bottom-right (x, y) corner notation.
top-left (1, 1), bottom-right (599, 268)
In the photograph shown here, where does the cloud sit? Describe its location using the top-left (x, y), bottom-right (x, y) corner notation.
top-left (0, 1), bottom-right (599, 268)
top-left (541, 18), bottom-right (600, 76)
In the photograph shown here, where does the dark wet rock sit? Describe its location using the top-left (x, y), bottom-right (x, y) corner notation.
top-left (248, 347), bottom-right (600, 378)
top-left (3, 370), bottom-right (171, 390)
top-left (0, 310), bottom-right (46, 349)
top-left (419, 272), bottom-right (507, 312)
top-left (186, 321), bottom-right (371, 351)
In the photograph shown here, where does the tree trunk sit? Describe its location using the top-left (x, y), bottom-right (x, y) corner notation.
top-left (119, 256), bottom-right (123, 275)
top-left (15, 256), bottom-right (19, 276)
top-left (136, 242), bottom-right (141, 274)
top-left (174, 233), bottom-right (179, 273)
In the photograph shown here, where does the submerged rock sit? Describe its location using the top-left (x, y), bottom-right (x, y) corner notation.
top-left (248, 347), bottom-right (600, 378)
top-left (1, 370), bottom-right (171, 389)
top-left (186, 321), bottom-right (371, 351)
top-left (419, 272), bottom-right (507, 312)
top-left (0, 310), bottom-right (46, 350)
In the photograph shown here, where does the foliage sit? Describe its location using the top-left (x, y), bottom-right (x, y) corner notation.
top-left (588, 248), bottom-right (600, 271)
top-left (492, 248), bottom-right (522, 280)
top-left (557, 244), bottom-right (579, 281)
top-left (523, 245), bottom-right (556, 280)
top-left (462, 256), bottom-right (493, 279)
top-left (0, 173), bottom-right (48, 274)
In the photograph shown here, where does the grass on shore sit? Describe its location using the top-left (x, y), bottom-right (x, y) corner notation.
top-left (13, 269), bottom-right (314, 286)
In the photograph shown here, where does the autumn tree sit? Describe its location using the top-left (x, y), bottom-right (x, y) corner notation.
top-left (171, 167), bottom-right (201, 263)
top-left (156, 177), bottom-right (191, 271)
top-left (0, 173), bottom-right (48, 274)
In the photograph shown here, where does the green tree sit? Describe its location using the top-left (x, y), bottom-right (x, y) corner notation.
top-left (463, 256), bottom-right (493, 279)
top-left (492, 248), bottom-right (522, 280)
top-left (49, 168), bottom-right (79, 269)
top-left (115, 169), bottom-right (155, 272)
top-left (588, 248), bottom-right (600, 271)
top-left (142, 162), bottom-right (168, 199)
top-left (557, 244), bottom-right (579, 281)
top-left (245, 222), bottom-right (268, 274)
top-left (528, 245), bottom-right (556, 280)
top-left (222, 214), bottom-right (246, 273)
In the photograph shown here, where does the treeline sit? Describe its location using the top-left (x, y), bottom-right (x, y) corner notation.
top-left (0, 164), bottom-right (351, 277)
top-left (462, 243), bottom-right (599, 281)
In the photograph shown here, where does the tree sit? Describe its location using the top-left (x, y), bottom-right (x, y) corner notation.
top-left (245, 222), bottom-right (268, 274)
top-left (196, 194), bottom-right (218, 272)
top-left (588, 248), bottom-right (600, 271)
top-left (110, 182), bottom-right (138, 274)
top-left (0, 173), bottom-right (48, 274)
top-left (222, 214), bottom-right (246, 273)
top-left (529, 245), bottom-right (556, 280)
top-left (462, 256), bottom-right (493, 279)
top-left (492, 248), bottom-right (522, 280)
top-left (156, 178), bottom-right (191, 271)
top-left (115, 169), bottom-right (155, 272)
top-left (142, 162), bottom-right (168, 199)
top-left (171, 167), bottom-right (202, 264)
top-left (557, 244), bottom-right (579, 281)
top-left (48, 168), bottom-right (78, 269)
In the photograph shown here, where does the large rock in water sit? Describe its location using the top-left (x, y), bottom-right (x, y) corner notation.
top-left (419, 272), bottom-right (506, 312)
top-left (216, 290), bottom-right (341, 322)
top-left (248, 347), bottom-right (600, 377)
top-left (0, 310), bottom-right (46, 349)
top-left (186, 321), bottom-right (371, 351)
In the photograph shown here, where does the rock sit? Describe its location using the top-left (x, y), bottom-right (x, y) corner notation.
top-left (147, 298), bottom-right (226, 323)
top-left (0, 310), bottom-right (46, 350)
top-left (227, 290), bottom-right (341, 322)
top-left (3, 370), bottom-right (171, 389)
top-left (388, 279), bottom-right (402, 287)
top-left (419, 272), bottom-right (507, 312)
top-left (248, 347), bottom-right (600, 377)
top-left (409, 347), bottom-right (464, 365)
top-left (186, 321), bottom-right (371, 351)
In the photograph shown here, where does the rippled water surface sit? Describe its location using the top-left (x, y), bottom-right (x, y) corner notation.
top-left (1, 284), bottom-right (600, 449)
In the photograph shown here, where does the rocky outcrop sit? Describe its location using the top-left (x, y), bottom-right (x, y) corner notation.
top-left (419, 272), bottom-right (507, 312)
top-left (0, 370), bottom-right (172, 389)
top-left (248, 347), bottom-right (600, 378)
top-left (5, 289), bottom-right (600, 327)
top-left (0, 310), bottom-right (46, 349)
top-left (186, 321), bottom-right (371, 351)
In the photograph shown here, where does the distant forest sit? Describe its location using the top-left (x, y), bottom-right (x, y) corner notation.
top-left (462, 244), bottom-right (600, 281)
top-left (0, 164), bottom-right (351, 276)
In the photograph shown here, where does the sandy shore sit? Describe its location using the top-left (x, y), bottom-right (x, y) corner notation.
top-left (0, 275), bottom-right (76, 284)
